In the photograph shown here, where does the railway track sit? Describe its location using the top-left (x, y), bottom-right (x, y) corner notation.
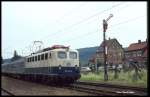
top-left (77, 81), bottom-right (147, 92)
top-left (66, 81), bottom-right (147, 96)
top-left (2, 76), bottom-right (94, 96)
top-left (2, 76), bottom-right (147, 96)
top-left (1, 88), bottom-right (15, 96)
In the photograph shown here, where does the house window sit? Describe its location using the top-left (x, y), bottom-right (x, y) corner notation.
top-left (133, 53), bottom-right (136, 57)
top-left (126, 54), bottom-right (129, 58)
top-left (137, 51), bottom-right (142, 56)
top-left (126, 53), bottom-right (129, 57)
top-left (129, 53), bottom-right (132, 57)
top-left (119, 52), bottom-right (122, 56)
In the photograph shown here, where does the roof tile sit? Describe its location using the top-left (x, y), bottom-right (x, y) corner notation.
top-left (127, 41), bottom-right (147, 51)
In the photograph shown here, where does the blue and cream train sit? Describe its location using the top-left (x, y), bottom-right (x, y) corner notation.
top-left (2, 45), bottom-right (81, 84)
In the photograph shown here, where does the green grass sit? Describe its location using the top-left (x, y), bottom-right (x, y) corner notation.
top-left (80, 69), bottom-right (147, 88)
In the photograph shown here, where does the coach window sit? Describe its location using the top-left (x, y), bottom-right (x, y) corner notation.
top-left (45, 53), bottom-right (48, 60)
top-left (35, 56), bottom-right (37, 61)
top-left (58, 51), bottom-right (67, 59)
top-left (41, 54), bottom-right (44, 60)
top-left (38, 55), bottom-right (40, 61)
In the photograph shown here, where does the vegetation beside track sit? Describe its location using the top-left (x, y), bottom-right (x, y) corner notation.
top-left (80, 69), bottom-right (147, 88)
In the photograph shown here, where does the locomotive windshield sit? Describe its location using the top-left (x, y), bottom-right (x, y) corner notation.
top-left (69, 52), bottom-right (77, 59)
top-left (58, 51), bottom-right (67, 59)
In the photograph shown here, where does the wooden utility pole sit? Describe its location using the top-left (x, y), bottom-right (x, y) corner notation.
top-left (103, 14), bottom-right (113, 81)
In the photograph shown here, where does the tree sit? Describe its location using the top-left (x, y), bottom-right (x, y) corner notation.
top-left (11, 50), bottom-right (22, 61)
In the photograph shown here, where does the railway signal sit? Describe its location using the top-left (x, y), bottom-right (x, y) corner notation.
top-left (102, 14), bottom-right (113, 81)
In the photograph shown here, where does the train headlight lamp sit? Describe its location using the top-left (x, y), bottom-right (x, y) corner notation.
top-left (59, 65), bottom-right (62, 70)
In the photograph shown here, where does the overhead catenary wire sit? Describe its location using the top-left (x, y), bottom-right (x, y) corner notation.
top-left (61, 15), bottom-right (146, 44)
top-left (56, 2), bottom-right (87, 23)
top-left (3, 2), bottom-right (146, 58)
top-left (57, 3), bottom-right (136, 42)
top-left (108, 15), bottom-right (146, 29)
top-left (23, 2), bottom-right (136, 53)
top-left (41, 2), bottom-right (127, 46)
top-left (17, 2), bottom-right (88, 56)
top-left (40, 2), bottom-right (124, 40)
top-left (18, 2), bottom-right (125, 56)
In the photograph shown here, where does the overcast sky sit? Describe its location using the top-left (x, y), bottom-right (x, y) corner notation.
top-left (2, 1), bottom-right (147, 59)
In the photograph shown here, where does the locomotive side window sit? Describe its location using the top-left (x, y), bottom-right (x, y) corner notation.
top-left (45, 53), bottom-right (48, 60)
top-left (35, 56), bottom-right (37, 61)
top-left (32, 56), bottom-right (34, 62)
top-left (30, 57), bottom-right (32, 62)
top-left (38, 55), bottom-right (40, 61)
top-left (27, 58), bottom-right (30, 62)
top-left (49, 53), bottom-right (51, 58)
top-left (69, 52), bottom-right (77, 59)
top-left (41, 54), bottom-right (44, 60)
top-left (58, 51), bottom-right (67, 59)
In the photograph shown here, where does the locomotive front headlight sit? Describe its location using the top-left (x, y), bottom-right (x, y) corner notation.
top-left (59, 65), bottom-right (62, 70)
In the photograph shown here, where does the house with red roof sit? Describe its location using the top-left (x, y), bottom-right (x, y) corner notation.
top-left (124, 39), bottom-right (147, 67)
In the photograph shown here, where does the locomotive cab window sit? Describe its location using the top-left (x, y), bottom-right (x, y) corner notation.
top-left (69, 52), bottom-right (77, 59)
top-left (58, 51), bottom-right (67, 59)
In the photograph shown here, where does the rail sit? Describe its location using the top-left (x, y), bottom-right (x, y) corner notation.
top-left (1, 88), bottom-right (15, 96)
top-left (66, 81), bottom-right (147, 96)
top-left (76, 81), bottom-right (147, 92)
